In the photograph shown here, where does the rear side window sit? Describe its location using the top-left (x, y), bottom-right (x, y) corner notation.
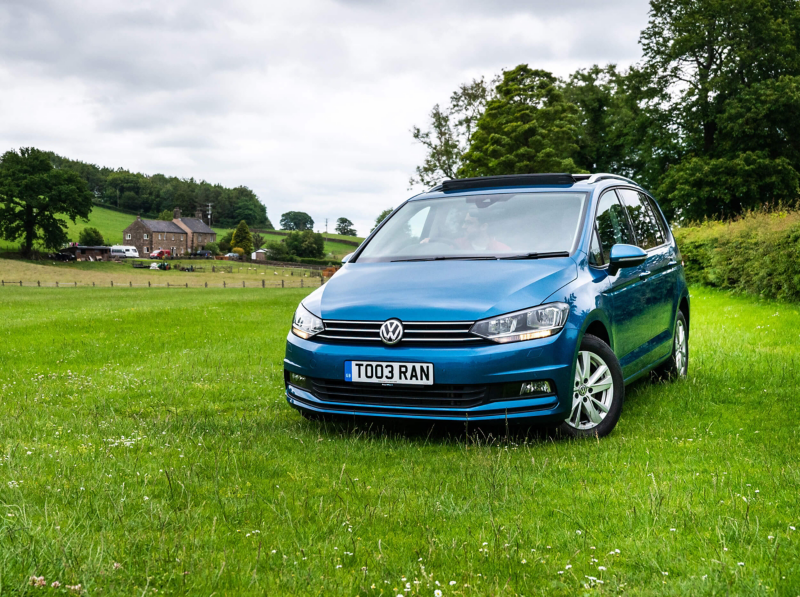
top-left (644, 194), bottom-right (670, 243)
top-left (594, 190), bottom-right (634, 263)
top-left (617, 189), bottom-right (662, 250)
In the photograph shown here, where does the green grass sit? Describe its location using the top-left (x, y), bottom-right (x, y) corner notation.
top-left (256, 230), bottom-right (363, 258)
top-left (0, 286), bottom-right (798, 595)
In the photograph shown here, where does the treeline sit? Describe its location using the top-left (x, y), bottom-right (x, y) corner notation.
top-left (46, 152), bottom-right (273, 229)
top-left (411, 0), bottom-right (800, 223)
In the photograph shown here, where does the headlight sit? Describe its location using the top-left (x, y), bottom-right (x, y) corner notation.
top-left (292, 303), bottom-right (324, 339)
top-left (470, 303), bottom-right (569, 344)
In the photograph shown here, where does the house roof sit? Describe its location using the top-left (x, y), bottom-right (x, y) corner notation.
top-left (178, 218), bottom-right (215, 234)
top-left (142, 219), bottom-right (185, 233)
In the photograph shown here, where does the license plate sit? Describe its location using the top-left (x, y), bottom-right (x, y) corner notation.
top-left (345, 361), bottom-right (433, 385)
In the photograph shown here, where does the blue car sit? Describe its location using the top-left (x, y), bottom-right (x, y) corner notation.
top-left (284, 173), bottom-right (689, 437)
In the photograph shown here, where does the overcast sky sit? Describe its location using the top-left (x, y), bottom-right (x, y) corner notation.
top-left (0, 0), bottom-right (651, 236)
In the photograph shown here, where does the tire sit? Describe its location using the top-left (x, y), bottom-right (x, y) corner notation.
top-left (559, 334), bottom-right (625, 439)
top-left (653, 310), bottom-right (688, 381)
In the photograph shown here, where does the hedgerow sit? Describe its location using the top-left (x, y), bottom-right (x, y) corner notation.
top-left (673, 207), bottom-right (800, 301)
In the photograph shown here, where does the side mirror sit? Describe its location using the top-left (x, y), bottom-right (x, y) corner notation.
top-left (341, 252), bottom-right (354, 264)
top-left (608, 244), bottom-right (647, 275)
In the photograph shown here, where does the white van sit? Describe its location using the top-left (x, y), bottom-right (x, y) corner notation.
top-left (111, 245), bottom-right (140, 259)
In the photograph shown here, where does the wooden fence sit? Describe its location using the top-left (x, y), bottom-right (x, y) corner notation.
top-left (0, 278), bottom-right (323, 289)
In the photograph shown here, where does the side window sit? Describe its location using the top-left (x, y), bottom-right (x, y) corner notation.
top-left (617, 189), bottom-right (660, 250)
top-left (588, 229), bottom-right (603, 266)
top-left (644, 194), bottom-right (670, 244)
top-left (595, 190), bottom-right (634, 263)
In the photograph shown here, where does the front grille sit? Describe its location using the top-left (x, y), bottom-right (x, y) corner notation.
top-left (317, 320), bottom-right (484, 344)
top-left (309, 378), bottom-right (489, 408)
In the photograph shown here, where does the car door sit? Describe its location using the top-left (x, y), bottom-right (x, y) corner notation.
top-left (592, 190), bottom-right (653, 375)
top-left (615, 188), bottom-right (673, 368)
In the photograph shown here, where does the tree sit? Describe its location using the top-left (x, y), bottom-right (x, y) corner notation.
top-left (409, 77), bottom-right (496, 188)
top-left (280, 211), bottom-right (314, 231)
top-left (231, 220), bottom-right (254, 257)
top-left (284, 230), bottom-right (325, 258)
top-left (638, 0), bottom-right (800, 219)
top-left (371, 208), bottom-right (393, 232)
top-left (0, 147), bottom-right (93, 256)
top-left (204, 241), bottom-right (220, 256)
top-left (335, 217), bottom-right (357, 236)
top-left (157, 210), bottom-right (173, 221)
top-left (459, 66), bottom-right (583, 177)
top-left (252, 232), bottom-right (266, 250)
top-left (218, 231), bottom-right (233, 253)
top-left (264, 240), bottom-right (293, 262)
top-left (78, 227), bottom-right (104, 246)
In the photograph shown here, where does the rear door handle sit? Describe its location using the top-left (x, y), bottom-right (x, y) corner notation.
top-left (639, 271), bottom-right (651, 279)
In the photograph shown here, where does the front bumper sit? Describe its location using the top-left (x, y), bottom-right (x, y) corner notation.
top-left (283, 327), bottom-right (578, 422)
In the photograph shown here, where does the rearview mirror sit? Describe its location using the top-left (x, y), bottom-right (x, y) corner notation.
top-left (342, 252), bottom-right (354, 264)
top-left (608, 244), bottom-right (647, 275)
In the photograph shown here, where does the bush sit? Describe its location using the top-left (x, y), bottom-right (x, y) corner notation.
top-left (204, 241), bottom-right (220, 256)
top-left (284, 230), bottom-right (325, 259)
top-left (78, 227), bottom-right (105, 246)
top-left (231, 247), bottom-right (245, 259)
top-left (673, 207), bottom-right (800, 301)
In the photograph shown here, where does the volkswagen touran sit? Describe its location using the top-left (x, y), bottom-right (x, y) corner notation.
top-left (284, 173), bottom-right (689, 437)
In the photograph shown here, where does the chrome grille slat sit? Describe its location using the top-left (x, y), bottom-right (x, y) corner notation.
top-left (318, 318), bottom-right (484, 345)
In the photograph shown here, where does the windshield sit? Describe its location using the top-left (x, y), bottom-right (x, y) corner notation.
top-left (356, 192), bottom-right (587, 263)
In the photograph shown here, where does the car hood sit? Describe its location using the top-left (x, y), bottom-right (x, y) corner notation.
top-left (303, 258), bottom-right (577, 322)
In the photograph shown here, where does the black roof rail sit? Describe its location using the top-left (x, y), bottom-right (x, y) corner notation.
top-left (440, 173), bottom-right (578, 192)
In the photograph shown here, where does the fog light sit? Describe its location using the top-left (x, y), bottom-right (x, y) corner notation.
top-left (520, 381), bottom-right (551, 395)
top-left (289, 372), bottom-right (310, 389)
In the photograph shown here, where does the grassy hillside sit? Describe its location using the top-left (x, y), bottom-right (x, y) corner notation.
top-left (0, 285), bottom-right (797, 594)
top-left (0, 206), bottom-right (228, 251)
top-left (0, 205), bottom-right (363, 258)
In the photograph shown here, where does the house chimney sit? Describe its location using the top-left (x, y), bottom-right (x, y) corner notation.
top-left (195, 209), bottom-right (203, 220)
top-left (173, 207), bottom-right (181, 220)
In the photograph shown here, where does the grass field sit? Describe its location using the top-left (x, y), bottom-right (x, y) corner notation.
top-left (0, 258), bottom-right (324, 288)
top-left (0, 205), bottom-right (364, 259)
top-left (0, 286), bottom-right (798, 595)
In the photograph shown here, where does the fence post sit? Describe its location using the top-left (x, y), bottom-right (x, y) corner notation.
top-left (148, 280), bottom-right (151, 287)
top-left (129, 281), bottom-right (132, 287)
top-left (111, 280), bottom-right (113, 287)
top-left (56, 281), bottom-right (59, 288)
top-left (167, 283), bottom-right (170, 288)
top-left (38, 280), bottom-right (40, 287)
top-left (1, 281), bottom-right (3, 287)
top-left (224, 280), bottom-right (226, 288)
top-left (92, 282), bottom-right (95, 287)
top-left (212, 265), bottom-right (215, 272)
top-left (74, 282), bottom-right (77, 287)
top-left (301, 279), bottom-right (304, 288)
top-left (281, 279), bottom-right (284, 288)
top-left (243, 280), bottom-right (245, 288)
top-left (20, 281), bottom-right (22, 287)
top-left (185, 282), bottom-right (188, 288)
top-left (262, 279), bottom-right (265, 288)
top-left (205, 282), bottom-right (208, 288)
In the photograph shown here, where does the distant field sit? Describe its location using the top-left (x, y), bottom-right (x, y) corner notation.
top-left (0, 285), bottom-right (798, 595)
top-left (0, 258), bottom-right (323, 287)
top-left (0, 205), bottom-right (363, 259)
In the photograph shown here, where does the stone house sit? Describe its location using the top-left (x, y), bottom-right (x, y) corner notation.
top-left (122, 208), bottom-right (216, 256)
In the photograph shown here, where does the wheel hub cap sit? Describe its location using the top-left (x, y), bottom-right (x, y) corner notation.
top-left (567, 350), bottom-right (614, 431)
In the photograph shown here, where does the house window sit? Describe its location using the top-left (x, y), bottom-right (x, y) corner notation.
top-left (171, 235), bottom-right (175, 240)
top-left (144, 246), bottom-right (149, 252)
top-left (126, 233), bottom-right (131, 240)
top-left (144, 234), bottom-right (149, 240)
top-left (180, 235), bottom-right (184, 240)
top-left (158, 234), bottom-right (162, 240)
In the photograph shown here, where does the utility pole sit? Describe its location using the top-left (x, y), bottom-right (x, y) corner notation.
top-left (206, 203), bottom-right (213, 226)
top-left (325, 218), bottom-right (328, 235)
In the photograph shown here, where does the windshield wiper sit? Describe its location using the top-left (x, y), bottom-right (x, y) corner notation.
top-left (499, 251), bottom-right (570, 260)
top-left (391, 255), bottom-right (497, 262)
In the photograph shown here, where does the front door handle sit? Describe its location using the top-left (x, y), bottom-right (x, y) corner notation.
top-left (668, 260), bottom-right (678, 266)
top-left (639, 271), bottom-right (651, 279)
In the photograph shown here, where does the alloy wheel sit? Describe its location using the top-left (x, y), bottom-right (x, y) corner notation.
top-left (675, 319), bottom-right (687, 376)
top-left (566, 350), bottom-right (615, 430)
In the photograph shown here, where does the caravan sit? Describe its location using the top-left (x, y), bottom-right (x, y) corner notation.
top-left (111, 245), bottom-right (139, 259)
